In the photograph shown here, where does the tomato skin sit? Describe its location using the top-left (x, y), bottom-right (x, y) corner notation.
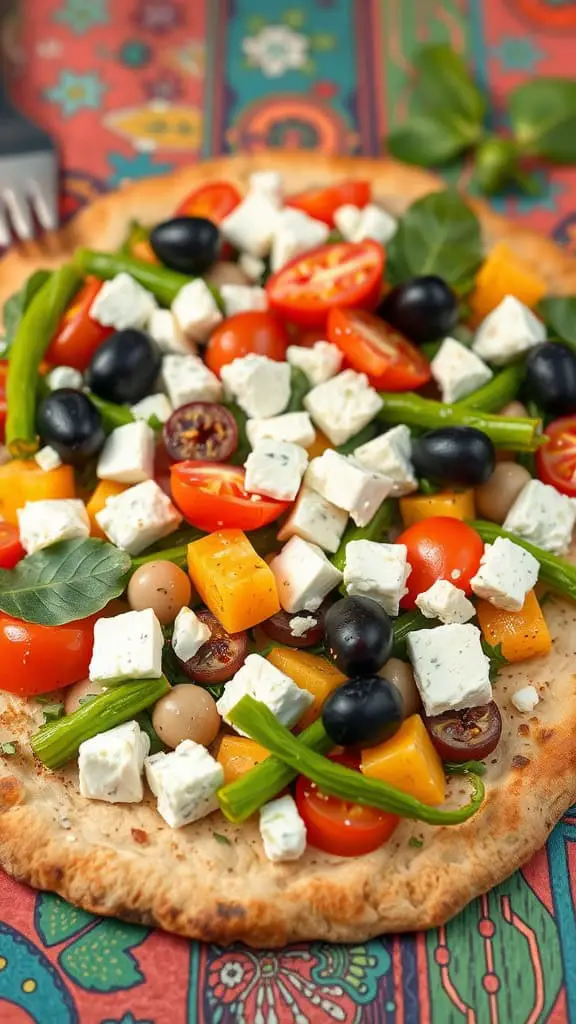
top-left (397, 517), bottom-right (484, 608)
top-left (176, 181), bottom-right (241, 222)
top-left (46, 278), bottom-right (113, 371)
top-left (286, 181), bottom-right (371, 226)
top-left (328, 308), bottom-right (432, 391)
top-left (170, 462), bottom-right (289, 532)
top-left (205, 312), bottom-right (289, 376)
top-left (0, 615), bottom-right (95, 696)
top-left (0, 524), bottom-right (24, 569)
top-left (537, 415), bottom-right (576, 497)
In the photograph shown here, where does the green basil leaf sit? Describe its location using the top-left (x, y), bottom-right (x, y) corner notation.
top-left (509, 78), bottom-right (576, 163)
top-left (2, 270), bottom-right (53, 350)
top-left (480, 639), bottom-right (508, 683)
top-left (0, 538), bottom-right (131, 626)
top-left (538, 296), bottom-right (576, 344)
top-left (286, 366), bottom-right (311, 412)
top-left (386, 190), bottom-right (483, 290)
top-left (414, 45), bottom-right (486, 125)
top-left (388, 112), bottom-right (479, 167)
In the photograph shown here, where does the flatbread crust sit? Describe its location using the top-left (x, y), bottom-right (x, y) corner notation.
top-left (1, 154), bottom-right (576, 947)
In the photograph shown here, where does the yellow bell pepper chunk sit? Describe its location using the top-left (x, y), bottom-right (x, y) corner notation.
top-left (399, 490), bottom-right (475, 528)
top-left (306, 429), bottom-right (332, 460)
top-left (187, 528), bottom-right (280, 633)
top-left (217, 735), bottom-right (270, 785)
top-left (0, 459), bottom-right (76, 524)
top-left (469, 241), bottom-right (546, 324)
top-left (361, 714), bottom-right (446, 806)
top-left (476, 589), bottom-right (551, 662)
top-left (266, 647), bottom-right (346, 729)
top-left (86, 480), bottom-right (129, 538)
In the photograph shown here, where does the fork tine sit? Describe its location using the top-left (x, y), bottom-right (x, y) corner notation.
top-left (3, 187), bottom-right (34, 242)
top-left (0, 201), bottom-right (11, 249)
top-left (29, 178), bottom-right (58, 233)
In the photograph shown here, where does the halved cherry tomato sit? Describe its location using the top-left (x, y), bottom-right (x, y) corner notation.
top-left (176, 181), bottom-right (241, 223)
top-left (163, 402), bottom-right (238, 462)
top-left (423, 702), bottom-right (502, 762)
top-left (266, 240), bottom-right (384, 328)
top-left (0, 362), bottom-right (7, 441)
top-left (0, 614), bottom-right (95, 696)
top-left (286, 181), bottom-right (370, 227)
top-left (205, 311), bottom-right (289, 376)
top-left (0, 523), bottom-right (24, 569)
top-left (295, 753), bottom-right (399, 857)
top-left (46, 277), bottom-right (113, 371)
top-left (397, 517), bottom-right (484, 608)
top-left (170, 462), bottom-right (289, 532)
top-left (536, 414), bottom-right (576, 496)
top-left (328, 308), bottom-right (431, 391)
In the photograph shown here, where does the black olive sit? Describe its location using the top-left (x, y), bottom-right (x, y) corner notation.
top-left (36, 389), bottom-right (105, 466)
top-left (150, 216), bottom-right (220, 276)
top-left (322, 676), bottom-right (403, 748)
top-left (377, 276), bottom-right (458, 345)
top-left (525, 342), bottom-right (576, 415)
top-left (86, 328), bottom-right (161, 405)
top-left (324, 596), bottom-right (393, 677)
top-left (412, 426), bottom-right (495, 486)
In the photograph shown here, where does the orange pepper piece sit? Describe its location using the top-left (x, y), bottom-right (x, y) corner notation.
top-left (86, 480), bottom-right (130, 538)
top-left (217, 736), bottom-right (270, 785)
top-left (306, 429), bottom-right (332, 460)
top-left (0, 460), bottom-right (75, 524)
top-left (469, 242), bottom-right (547, 325)
top-left (361, 715), bottom-right (446, 806)
top-left (399, 490), bottom-right (475, 528)
top-left (476, 589), bottom-right (551, 663)
top-left (266, 647), bottom-right (346, 729)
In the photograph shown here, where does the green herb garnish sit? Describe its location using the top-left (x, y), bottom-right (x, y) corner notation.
top-left (0, 741), bottom-right (17, 756)
top-left (480, 640), bottom-right (509, 684)
top-left (408, 837), bottom-right (424, 849)
top-left (213, 832), bottom-right (231, 846)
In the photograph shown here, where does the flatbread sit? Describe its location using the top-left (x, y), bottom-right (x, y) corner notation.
top-left (1, 154), bottom-right (576, 948)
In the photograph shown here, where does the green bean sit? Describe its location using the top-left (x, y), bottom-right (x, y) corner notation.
top-left (88, 393), bottom-right (134, 432)
top-left (391, 610), bottom-right (439, 659)
top-left (75, 249), bottom-right (222, 309)
top-left (455, 363), bottom-right (524, 412)
top-left (336, 420), bottom-right (380, 455)
top-left (331, 500), bottom-right (395, 572)
top-left (470, 519), bottom-right (576, 603)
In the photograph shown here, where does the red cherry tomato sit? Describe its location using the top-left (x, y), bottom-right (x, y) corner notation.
top-left (205, 311), bottom-right (289, 376)
top-left (0, 523), bottom-right (24, 569)
top-left (0, 614), bottom-right (95, 696)
top-left (0, 362), bottom-right (7, 441)
top-left (46, 277), bottom-right (113, 371)
top-left (175, 181), bottom-right (241, 222)
top-left (295, 753), bottom-right (399, 857)
top-left (537, 414), bottom-right (576, 496)
top-left (327, 308), bottom-right (431, 391)
top-left (170, 462), bottom-right (289, 532)
top-left (266, 240), bottom-right (385, 328)
top-left (286, 181), bottom-right (371, 226)
top-left (397, 517), bottom-right (484, 608)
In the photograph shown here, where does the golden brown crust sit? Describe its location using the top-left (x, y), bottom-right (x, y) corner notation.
top-left (1, 154), bottom-right (576, 946)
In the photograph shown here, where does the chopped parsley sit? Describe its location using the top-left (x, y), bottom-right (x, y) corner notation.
top-left (0, 741), bottom-right (17, 756)
top-left (213, 832), bottom-right (231, 846)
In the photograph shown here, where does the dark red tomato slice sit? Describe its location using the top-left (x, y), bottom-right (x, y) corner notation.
top-left (0, 362), bottom-right (7, 442)
top-left (424, 702), bottom-right (502, 762)
top-left (537, 414), bottom-right (576, 496)
top-left (0, 614), bottom-right (95, 696)
top-left (266, 240), bottom-right (385, 328)
top-left (286, 181), bottom-right (371, 227)
top-left (295, 752), bottom-right (399, 857)
top-left (46, 277), bottom-right (113, 371)
top-left (205, 311), bottom-right (289, 376)
top-left (397, 517), bottom-right (484, 608)
top-left (260, 605), bottom-right (326, 649)
top-left (178, 608), bottom-right (248, 684)
top-left (170, 462), bottom-right (290, 532)
top-left (327, 307), bottom-right (431, 391)
top-left (154, 443), bottom-right (173, 496)
top-left (0, 523), bottom-right (24, 569)
top-left (163, 402), bottom-right (238, 462)
top-left (175, 181), bottom-right (241, 223)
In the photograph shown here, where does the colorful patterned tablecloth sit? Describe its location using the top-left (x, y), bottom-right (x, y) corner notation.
top-left (2, 1), bottom-right (576, 1021)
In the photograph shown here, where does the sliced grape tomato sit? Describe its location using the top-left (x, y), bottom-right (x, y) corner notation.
top-left (327, 307), bottom-right (431, 391)
top-left (536, 414), bottom-right (576, 497)
top-left (163, 402), bottom-right (238, 462)
top-left (175, 181), bottom-right (241, 223)
top-left (170, 462), bottom-right (289, 532)
top-left (286, 181), bottom-right (370, 226)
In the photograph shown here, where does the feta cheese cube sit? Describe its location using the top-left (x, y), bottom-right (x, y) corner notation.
top-left (249, 170), bottom-right (283, 207)
top-left (79, 721), bottom-right (149, 804)
top-left (333, 203), bottom-right (362, 240)
top-left (353, 424), bottom-right (417, 497)
top-left (343, 540), bottom-right (411, 616)
top-left (511, 685), bottom-right (540, 714)
top-left (89, 607), bottom-right (163, 683)
top-left (161, 354), bottom-right (223, 410)
top-left (18, 498), bottom-right (89, 555)
top-left (96, 420), bottom-right (155, 485)
top-left (270, 207), bottom-right (329, 272)
top-left (90, 272), bottom-right (157, 331)
top-left (289, 615), bottom-right (317, 638)
top-left (171, 279), bottom-right (223, 342)
top-left (286, 341), bottom-right (343, 386)
top-left (34, 445), bottom-right (62, 472)
top-left (221, 354), bottom-right (291, 419)
top-left (471, 536), bottom-right (539, 611)
top-left (130, 392), bottom-right (173, 424)
top-left (238, 252), bottom-right (266, 282)
top-left (247, 411), bottom-right (316, 449)
top-left (172, 606), bottom-right (211, 662)
top-left (95, 479), bottom-right (181, 556)
top-left (431, 337), bottom-right (493, 404)
top-left (220, 284), bottom-right (268, 317)
top-left (244, 439), bottom-right (308, 501)
top-left (270, 536), bottom-right (342, 613)
top-left (407, 624), bottom-right (492, 716)
top-left (472, 295), bottom-right (546, 366)
top-left (221, 190), bottom-right (279, 257)
top-left (47, 365), bottom-right (83, 391)
top-left (304, 370), bottom-right (383, 446)
top-left (352, 203), bottom-right (397, 245)
top-left (277, 485), bottom-right (348, 553)
top-left (144, 740), bottom-right (224, 828)
top-left (503, 479), bottom-right (576, 555)
top-left (216, 653), bottom-right (313, 734)
top-left (305, 450), bottom-right (392, 527)
top-left (259, 794), bottom-right (307, 862)
top-left (146, 308), bottom-right (193, 355)
top-left (415, 579), bottom-right (475, 624)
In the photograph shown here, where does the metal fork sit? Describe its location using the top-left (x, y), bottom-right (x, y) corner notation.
top-left (0, 77), bottom-right (58, 245)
